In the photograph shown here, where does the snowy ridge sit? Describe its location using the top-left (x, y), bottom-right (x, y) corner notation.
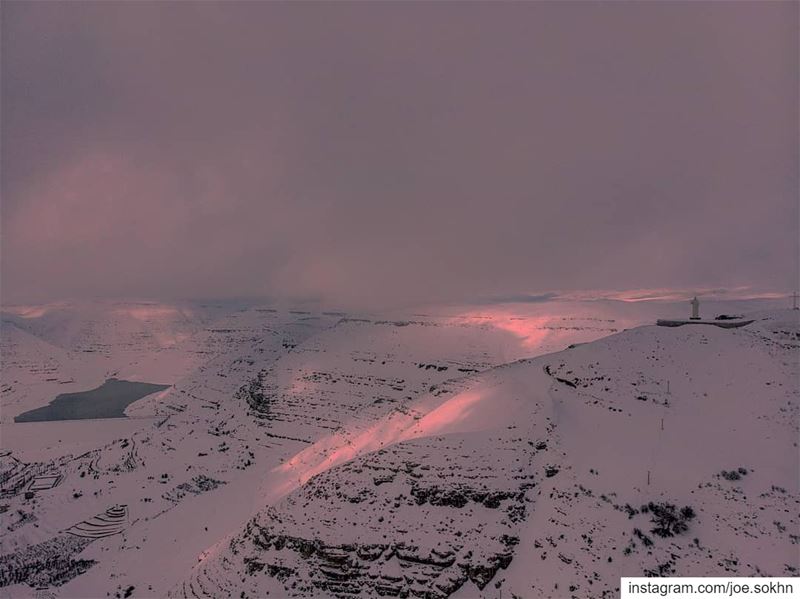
top-left (4, 304), bottom-right (612, 596)
top-left (178, 310), bottom-right (799, 598)
top-left (0, 302), bottom-right (796, 597)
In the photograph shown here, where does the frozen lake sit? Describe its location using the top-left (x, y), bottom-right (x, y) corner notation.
top-left (13, 378), bottom-right (170, 423)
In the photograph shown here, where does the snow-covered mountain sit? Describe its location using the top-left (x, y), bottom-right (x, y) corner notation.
top-left (177, 309), bottom-right (799, 599)
top-left (0, 300), bottom-right (796, 598)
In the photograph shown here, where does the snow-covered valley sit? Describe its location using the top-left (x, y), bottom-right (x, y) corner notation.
top-left (0, 299), bottom-right (797, 598)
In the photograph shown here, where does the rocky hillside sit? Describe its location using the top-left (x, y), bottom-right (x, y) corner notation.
top-left (2, 304), bottom-right (627, 597)
top-left (177, 310), bottom-right (799, 598)
top-left (1, 302), bottom-right (795, 598)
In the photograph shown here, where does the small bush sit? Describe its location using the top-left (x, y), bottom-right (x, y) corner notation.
top-left (720, 467), bottom-right (748, 481)
top-left (633, 528), bottom-right (653, 547)
top-left (648, 502), bottom-right (696, 537)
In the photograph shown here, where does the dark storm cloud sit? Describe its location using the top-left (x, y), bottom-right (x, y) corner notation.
top-left (2, 1), bottom-right (797, 309)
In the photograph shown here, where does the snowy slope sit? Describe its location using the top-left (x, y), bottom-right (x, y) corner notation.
top-left (2, 300), bottom-right (254, 399)
top-left (1, 304), bottom-right (631, 597)
top-left (0, 302), bottom-right (261, 463)
top-left (0, 307), bottom-right (338, 595)
top-left (2, 301), bottom-right (229, 360)
top-left (1, 301), bottom-right (796, 598)
top-left (1, 301), bottom-right (241, 423)
top-left (0, 319), bottom-right (122, 438)
top-left (178, 309), bottom-right (798, 598)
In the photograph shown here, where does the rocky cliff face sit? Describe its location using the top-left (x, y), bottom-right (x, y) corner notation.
top-left (2, 305), bottom-right (797, 598)
top-left (177, 310), bottom-right (799, 599)
top-left (179, 428), bottom-right (548, 599)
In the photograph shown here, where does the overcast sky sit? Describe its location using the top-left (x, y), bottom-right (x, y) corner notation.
top-left (2, 1), bottom-right (797, 309)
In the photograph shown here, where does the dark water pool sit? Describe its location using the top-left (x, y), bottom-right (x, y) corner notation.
top-left (14, 378), bottom-right (170, 423)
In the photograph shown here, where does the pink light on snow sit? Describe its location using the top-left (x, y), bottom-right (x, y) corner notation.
top-left (399, 391), bottom-right (485, 439)
top-left (449, 310), bottom-right (554, 349)
top-left (274, 390), bottom-right (487, 489)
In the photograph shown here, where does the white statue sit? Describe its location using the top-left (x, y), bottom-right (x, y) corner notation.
top-left (690, 296), bottom-right (700, 320)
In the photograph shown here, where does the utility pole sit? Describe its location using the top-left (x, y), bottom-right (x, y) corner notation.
top-left (793, 291), bottom-right (799, 311)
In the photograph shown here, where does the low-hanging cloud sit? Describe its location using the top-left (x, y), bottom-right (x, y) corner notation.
top-left (2, 1), bottom-right (797, 309)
